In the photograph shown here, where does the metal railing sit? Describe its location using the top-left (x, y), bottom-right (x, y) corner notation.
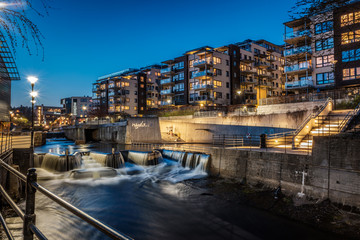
top-left (0, 123), bottom-right (12, 155)
top-left (339, 102), bottom-right (360, 132)
top-left (213, 135), bottom-right (244, 147)
top-left (292, 98), bottom-right (333, 148)
top-left (0, 152), bottom-right (133, 240)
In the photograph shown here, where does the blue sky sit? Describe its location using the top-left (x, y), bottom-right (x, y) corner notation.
top-left (11, 0), bottom-right (296, 107)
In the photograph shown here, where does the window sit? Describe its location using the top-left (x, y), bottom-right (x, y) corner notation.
top-left (226, 60), bottom-right (229, 66)
top-left (214, 69), bottom-right (222, 76)
top-left (226, 71), bottom-right (229, 77)
top-left (189, 60), bottom-right (194, 68)
top-left (226, 82), bottom-right (229, 88)
top-left (341, 30), bottom-right (360, 44)
top-left (316, 55), bottom-right (334, 67)
top-left (316, 72), bottom-right (334, 85)
top-left (315, 21), bottom-right (333, 34)
top-left (234, 61), bottom-right (237, 66)
top-left (343, 67), bottom-right (360, 80)
top-left (214, 92), bottom-right (222, 99)
top-left (315, 38), bottom-right (334, 51)
top-left (213, 57), bottom-right (221, 64)
top-left (342, 49), bottom-right (360, 62)
top-left (226, 93), bottom-right (230, 99)
top-left (214, 80), bottom-right (222, 87)
top-left (341, 13), bottom-right (354, 27)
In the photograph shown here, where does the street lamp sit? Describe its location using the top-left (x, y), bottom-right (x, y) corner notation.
top-left (28, 76), bottom-right (38, 149)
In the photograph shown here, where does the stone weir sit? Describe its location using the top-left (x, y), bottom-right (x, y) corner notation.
top-left (161, 149), bottom-right (211, 172)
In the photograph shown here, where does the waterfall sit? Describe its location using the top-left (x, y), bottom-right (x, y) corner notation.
top-left (89, 152), bottom-right (125, 168)
top-left (160, 150), bottom-right (210, 172)
top-left (41, 152), bottom-right (82, 172)
top-left (127, 150), bottom-right (162, 166)
top-left (69, 153), bottom-right (118, 179)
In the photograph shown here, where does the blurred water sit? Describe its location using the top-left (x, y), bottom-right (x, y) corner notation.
top-left (33, 140), bottom-right (342, 240)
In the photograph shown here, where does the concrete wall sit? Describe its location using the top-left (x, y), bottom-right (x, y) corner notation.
top-left (63, 117), bottom-right (161, 144)
top-left (160, 121), bottom-right (293, 143)
top-left (204, 134), bottom-right (360, 207)
top-left (125, 117), bottom-right (161, 144)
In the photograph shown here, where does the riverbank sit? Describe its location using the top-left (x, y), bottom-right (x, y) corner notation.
top-left (189, 176), bottom-right (360, 240)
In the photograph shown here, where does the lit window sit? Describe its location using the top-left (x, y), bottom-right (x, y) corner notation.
top-left (316, 55), bottom-right (334, 68)
top-left (341, 13), bottom-right (354, 27)
top-left (343, 67), bottom-right (360, 81)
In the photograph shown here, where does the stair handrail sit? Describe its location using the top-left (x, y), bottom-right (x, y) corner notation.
top-left (292, 97), bottom-right (333, 147)
top-left (339, 102), bottom-right (360, 132)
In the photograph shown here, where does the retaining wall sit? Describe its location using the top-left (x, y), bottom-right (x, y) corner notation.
top-left (206, 134), bottom-right (360, 207)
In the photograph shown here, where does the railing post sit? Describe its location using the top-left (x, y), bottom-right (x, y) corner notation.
top-left (23, 168), bottom-right (37, 240)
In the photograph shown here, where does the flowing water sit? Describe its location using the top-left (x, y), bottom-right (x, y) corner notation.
top-left (33, 139), bottom-right (342, 240)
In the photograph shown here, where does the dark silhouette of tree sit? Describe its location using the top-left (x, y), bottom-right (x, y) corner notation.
top-left (289, 0), bottom-right (353, 19)
top-left (0, 0), bottom-right (51, 58)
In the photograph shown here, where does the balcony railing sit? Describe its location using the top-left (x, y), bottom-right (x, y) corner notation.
top-left (161, 101), bottom-right (173, 106)
top-left (284, 46), bottom-right (312, 57)
top-left (160, 67), bottom-right (172, 74)
top-left (161, 89), bottom-right (173, 95)
top-left (193, 84), bottom-right (213, 90)
top-left (193, 59), bottom-right (213, 67)
top-left (192, 70), bottom-right (213, 79)
top-left (285, 29), bottom-right (311, 40)
top-left (284, 62), bottom-right (312, 73)
top-left (285, 79), bottom-right (314, 89)
top-left (160, 78), bottom-right (172, 85)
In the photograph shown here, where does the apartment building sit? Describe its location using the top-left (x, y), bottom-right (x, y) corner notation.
top-left (160, 56), bottom-right (189, 106)
top-left (140, 65), bottom-right (162, 110)
top-left (283, 2), bottom-right (360, 92)
top-left (35, 105), bottom-right (62, 126)
top-left (93, 69), bottom-right (141, 117)
top-left (60, 96), bottom-right (92, 119)
top-left (93, 66), bottom-right (162, 117)
top-left (233, 39), bottom-right (284, 105)
top-left (334, 1), bottom-right (360, 88)
top-left (186, 46), bottom-right (231, 106)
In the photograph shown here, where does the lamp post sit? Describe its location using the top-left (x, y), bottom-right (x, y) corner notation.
top-left (28, 76), bottom-right (38, 149)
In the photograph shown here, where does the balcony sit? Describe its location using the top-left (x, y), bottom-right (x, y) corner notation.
top-left (192, 70), bottom-right (213, 79)
top-left (241, 78), bottom-right (255, 84)
top-left (160, 78), bottom-right (174, 85)
top-left (284, 29), bottom-right (311, 44)
top-left (284, 46), bottom-right (312, 58)
top-left (244, 89), bottom-right (257, 94)
top-left (194, 95), bottom-right (212, 101)
top-left (240, 68), bottom-right (256, 75)
top-left (285, 79), bottom-right (314, 90)
top-left (160, 89), bottom-right (174, 95)
top-left (193, 84), bottom-right (214, 90)
top-left (284, 62), bottom-right (312, 74)
top-left (160, 67), bottom-right (174, 75)
top-left (256, 72), bottom-right (272, 78)
top-left (161, 100), bottom-right (174, 106)
top-left (254, 62), bottom-right (270, 69)
top-left (193, 59), bottom-right (213, 68)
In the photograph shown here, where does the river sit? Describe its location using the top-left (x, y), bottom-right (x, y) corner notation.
top-left (33, 139), bottom-right (342, 240)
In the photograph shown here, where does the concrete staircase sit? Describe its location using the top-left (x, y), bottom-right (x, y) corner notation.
top-left (297, 110), bottom-right (351, 150)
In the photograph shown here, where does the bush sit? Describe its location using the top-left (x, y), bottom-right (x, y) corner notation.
top-left (336, 95), bottom-right (360, 110)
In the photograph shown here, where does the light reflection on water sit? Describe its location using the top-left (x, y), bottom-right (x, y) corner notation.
top-left (33, 139), bottom-right (342, 240)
